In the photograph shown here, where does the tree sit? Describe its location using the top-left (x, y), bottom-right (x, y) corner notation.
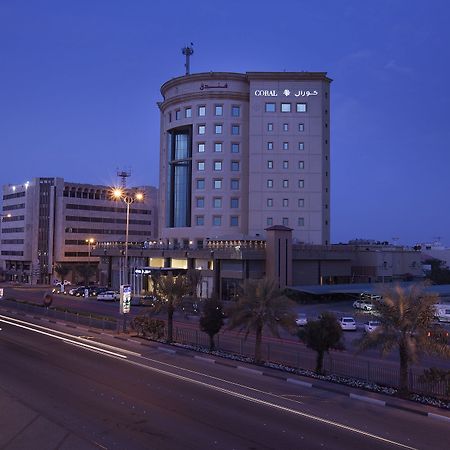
top-left (54, 264), bottom-right (71, 286)
top-left (297, 313), bottom-right (344, 374)
top-left (75, 264), bottom-right (97, 285)
top-left (153, 272), bottom-right (190, 343)
top-left (227, 277), bottom-right (297, 363)
top-left (187, 268), bottom-right (202, 312)
top-left (200, 295), bottom-right (224, 351)
top-left (357, 284), bottom-right (450, 396)
top-left (424, 258), bottom-right (450, 284)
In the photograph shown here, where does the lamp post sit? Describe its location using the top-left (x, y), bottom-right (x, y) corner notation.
top-left (85, 238), bottom-right (95, 264)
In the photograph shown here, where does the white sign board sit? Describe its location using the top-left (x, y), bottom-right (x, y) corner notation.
top-left (120, 284), bottom-right (131, 314)
top-left (0, 288), bottom-right (3, 299)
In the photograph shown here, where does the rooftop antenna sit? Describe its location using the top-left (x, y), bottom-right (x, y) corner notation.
top-left (182, 43), bottom-right (194, 75)
top-left (117, 168), bottom-right (131, 188)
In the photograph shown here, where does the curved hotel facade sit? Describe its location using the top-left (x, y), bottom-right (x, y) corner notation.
top-left (158, 71), bottom-right (331, 248)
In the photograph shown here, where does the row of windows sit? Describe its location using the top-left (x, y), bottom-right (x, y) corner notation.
top-left (2, 215), bottom-right (25, 222)
top-left (197, 124), bottom-right (240, 135)
top-left (64, 228), bottom-right (150, 236)
top-left (197, 142), bottom-right (241, 153)
top-left (266, 141), bottom-right (305, 151)
top-left (196, 161), bottom-right (240, 172)
top-left (266, 179), bottom-right (305, 189)
top-left (66, 204), bottom-right (152, 215)
top-left (64, 252), bottom-right (90, 257)
top-left (3, 191), bottom-right (26, 200)
top-left (195, 215), bottom-right (240, 227)
top-left (267, 160), bottom-right (305, 170)
top-left (195, 197), bottom-right (240, 209)
top-left (265, 102), bottom-right (307, 113)
top-left (170, 104), bottom-right (241, 122)
top-left (1, 227), bottom-right (24, 233)
top-left (65, 239), bottom-right (96, 245)
top-left (3, 203), bottom-right (25, 211)
top-left (1, 239), bottom-right (24, 244)
top-left (65, 216), bottom-right (152, 226)
top-left (266, 217), bottom-right (306, 227)
top-left (266, 198), bottom-right (309, 208)
top-left (195, 178), bottom-right (241, 190)
top-left (63, 190), bottom-right (110, 199)
top-left (1, 250), bottom-right (24, 256)
top-left (267, 122), bottom-right (305, 132)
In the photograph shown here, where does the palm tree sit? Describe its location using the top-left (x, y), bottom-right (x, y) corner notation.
top-left (357, 284), bottom-right (450, 396)
top-left (227, 277), bottom-right (297, 363)
top-left (200, 295), bottom-right (224, 351)
top-left (153, 272), bottom-right (190, 343)
top-left (54, 264), bottom-right (71, 287)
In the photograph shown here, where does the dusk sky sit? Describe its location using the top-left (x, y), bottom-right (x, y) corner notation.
top-left (1, 0), bottom-right (449, 246)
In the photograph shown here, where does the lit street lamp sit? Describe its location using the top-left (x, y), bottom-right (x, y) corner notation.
top-left (85, 237), bottom-right (95, 265)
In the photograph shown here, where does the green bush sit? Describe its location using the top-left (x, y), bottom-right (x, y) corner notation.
top-left (132, 316), bottom-right (165, 340)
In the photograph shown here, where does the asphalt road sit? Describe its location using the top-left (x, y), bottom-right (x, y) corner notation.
top-left (0, 313), bottom-right (449, 450)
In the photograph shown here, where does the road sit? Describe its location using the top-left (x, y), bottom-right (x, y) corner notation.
top-left (0, 313), bottom-right (449, 450)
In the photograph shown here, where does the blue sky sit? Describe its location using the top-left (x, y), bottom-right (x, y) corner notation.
top-left (1, 0), bottom-right (449, 246)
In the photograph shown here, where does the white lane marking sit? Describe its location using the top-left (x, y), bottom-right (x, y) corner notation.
top-left (0, 314), bottom-right (140, 357)
top-left (0, 316), bottom-right (127, 359)
top-left (64, 341), bottom-right (126, 359)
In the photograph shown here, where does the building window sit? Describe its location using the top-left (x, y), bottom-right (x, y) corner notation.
top-left (267, 142), bottom-right (273, 150)
top-left (197, 161), bottom-right (205, 171)
top-left (198, 125), bottom-right (206, 135)
top-left (298, 198), bottom-right (305, 207)
top-left (283, 160), bottom-right (289, 169)
top-left (196, 197), bottom-right (205, 208)
top-left (298, 142), bottom-right (305, 151)
top-left (215, 105), bottom-right (223, 116)
top-left (298, 217), bottom-right (305, 227)
top-left (282, 217), bottom-right (289, 226)
top-left (231, 105), bottom-right (240, 117)
top-left (214, 142), bottom-right (223, 152)
top-left (215, 124), bottom-right (223, 134)
top-left (230, 197), bottom-right (239, 208)
top-left (283, 198), bottom-right (289, 207)
top-left (212, 215), bottom-right (222, 226)
top-left (198, 105), bottom-right (206, 116)
top-left (267, 123), bottom-right (273, 131)
top-left (267, 217), bottom-right (273, 226)
top-left (298, 179), bottom-right (305, 188)
top-left (175, 110), bottom-right (181, 120)
top-left (281, 103), bottom-right (291, 113)
top-left (231, 124), bottom-right (240, 135)
top-left (230, 216), bottom-right (239, 226)
top-left (267, 179), bottom-right (273, 188)
top-left (283, 123), bottom-right (289, 131)
top-left (168, 112), bottom-right (172, 122)
top-left (298, 161), bottom-right (305, 169)
top-left (298, 123), bottom-right (304, 132)
top-left (213, 197), bottom-right (222, 208)
top-left (196, 179), bottom-right (205, 189)
top-left (198, 142), bottom-right (205, 153)
top-left (283, 142), bottom-right (289, 150)
top-left (267, 160), bottom-right (273, 169)
top-left (231, 161), bottom-right (240, 171)
top-left (231, 179), bottom-right (240, 190)
top-left (267, 198), bottom-right (273, 207)
top-left (213, 179), bottom-right (222, 189)
top-left (185, 107), bottom-right (192, 118)
top-left (283, 179), bottom-right (289, 188)
top-left (296, 103), bottom-right (307, 113)
top-left (265, 103), bottom-right (276, 112)
top-left (196, 215), bottom-right (205, 226)
top-left (214, 161), bottom-right (222, 171)
top-left (231, 143), bottom-right (240, 153)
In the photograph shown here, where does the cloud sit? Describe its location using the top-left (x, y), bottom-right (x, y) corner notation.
top-left (384, 59), bottom-right (413, 74)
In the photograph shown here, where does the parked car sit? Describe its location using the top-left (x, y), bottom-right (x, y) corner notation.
top-left (89, 286), bottom-right (108, 297)
top-left (295, 313), bottom-right (308, 326)
top-left (364, 320), bottom-right (381, 333)
top-left (97, 291), bottom-right (120, 301)
top-left (433, 305), bottom-right (450, 323)
top-left (352, 299), bottom-right (374, 311)
top-left (68, 286), bottom-right (89, 297)
top-left (339, 316), bottom-right (357, 331)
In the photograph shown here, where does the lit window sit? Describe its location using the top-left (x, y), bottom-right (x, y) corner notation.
top-left (283, 142), bottom-right (289, 150)
top-left (282, 217), bottom-right (289, 226)
top-left (213, 197), bottom-right (222, 208)
top-left (231, 143), bottom-right (239, 153)
top-left (231, 161), bottom-right (240, 171)
top-left (298, 198), bottom-right (305, 207)
top-left (267, 198), bottom-right (273, 207)
top-left (231, 179), bottom-right (240, 190)
top-left (267, 123), bottom-right (273, 131)
top-left (298, 142), bottom-right (305, 151)
top-left (283, 198), bottom-right (289, 207)
top-left (281, 103), bottom-right (291, 113)
top-left (298, 217), bottom-right (305, 227)
top-left (215, 124), bottom-right (223, 134)
top-left (214, 161), bottom-right (222, 171)
top-left (215, 105), bottom-right (223, 116)
top-left (198, 125), bottom-right (206, 135)
top-left (298, 179), bottom-right (305, 188)
top-left (265, 103), bottom-right (276, 112)
top-left (231, 124), bottom-right (240, 135)
top-left (196, 179), bottom-right (205, 189)
top-left (283, 123), bottom-right (289, 131)
top-left (283, 179), bottom-right (289, 188)
top-left (198, 105), bottom-right (206, 116)
top-left (175, 110), bottom-right (181, 120)
top-left (196, 197), bottom-right (205, 208)
top-left (185, 107), bottom-right (192, 118)
top-left (298, 123), bottom-right (304, 132)
top-left (230, 198), bottom-right (239, 208)
top-left (296, 103), bottom-right (307, 113)
top-left (197, 161), bottom-right (205, 171)
top-left (267, 217), bottom-right (273, 226)
top-left (267, 142), bottom-right (273, 150)
top-left (283, 160), bottom-right (289, 169)
top-left (267, 179), bottom-right (273, 188)
top-left (213, 179), bottom-right (222, 189)
top-left (231, 105), bottom-right (240, 117)
top-left (298, 161), bottom-right (305, 169)
top-left (230, 216), bottom-right (239, 226)
top-left (214, 142), bottom-right (223, 152)
top-left (267, 160), bottom-right (273, 169)
top-left (196, 215), bottom-right (204, 226)
top-left (198, 143), bottom-right (205, 152)
top-left (213, 215), bottom-right (222, 226)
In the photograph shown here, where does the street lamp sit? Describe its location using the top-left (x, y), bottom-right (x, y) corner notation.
top-left (111, 187), bottom-right (144, 285)
top-left (85, 237), bottom-right (95, 265)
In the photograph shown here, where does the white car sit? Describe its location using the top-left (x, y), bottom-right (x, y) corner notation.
top-left (339, 317), bottom-right (357, 331)
top-left (364, 320), bottom-right (381, 333)
top-left (352, 299), bottom-right (374, 311)
top-left (295, 313), bottom-right (308, 326)
top-left (97, 291), bottom-right (119, 301)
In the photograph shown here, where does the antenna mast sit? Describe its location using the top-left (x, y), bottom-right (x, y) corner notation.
top-left (117, 168), bottom-right (131, 188)
top-left (182, 43), bottom-right (194, 75)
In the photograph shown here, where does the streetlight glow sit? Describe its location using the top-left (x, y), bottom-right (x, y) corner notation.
top-left (135, 192), bottom-right (144, 201)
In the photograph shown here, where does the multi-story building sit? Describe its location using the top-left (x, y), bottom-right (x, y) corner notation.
top-left (158, 71), bottom-right (331, 248)
top-left (0, 178), bottom-right (158, 284)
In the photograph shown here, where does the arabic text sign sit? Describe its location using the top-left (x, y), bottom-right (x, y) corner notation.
top-left (254, 89), bottom-right (318, 97)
